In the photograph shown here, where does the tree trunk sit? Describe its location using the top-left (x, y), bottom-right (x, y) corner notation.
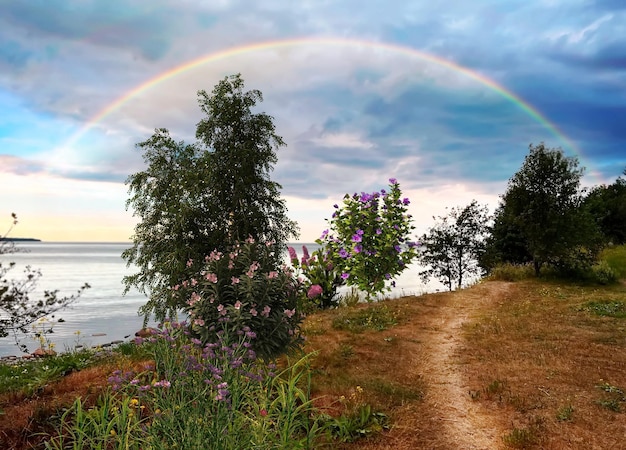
top-left (533, 259), bottom-right (541, 276)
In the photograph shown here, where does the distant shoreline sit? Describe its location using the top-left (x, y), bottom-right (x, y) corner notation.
top-left (0, 238), bottom-right (42, 242)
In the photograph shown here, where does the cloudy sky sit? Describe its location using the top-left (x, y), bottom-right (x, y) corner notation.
top-left (1, 0), bottom-right (625, 242)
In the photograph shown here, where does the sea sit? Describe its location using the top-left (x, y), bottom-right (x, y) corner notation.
top-left (0, 242), bottom-right (447, 358)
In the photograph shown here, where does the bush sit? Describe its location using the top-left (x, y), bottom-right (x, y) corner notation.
top-left (488, 263), bottom-right (536, 281)
top-left (288, 245), bottom-right (344, 310)
top-left (590, 261), bottom-right (617, 285)
top-left (175, 239), bottom-right (303, 359)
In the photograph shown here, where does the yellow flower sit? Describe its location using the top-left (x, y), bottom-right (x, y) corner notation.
top-left (110, 429), bottom-right (117, 436)
top-left (130, 398), bottom-right (139, 407)
top-left (356, 385), bottom-right (363, 394)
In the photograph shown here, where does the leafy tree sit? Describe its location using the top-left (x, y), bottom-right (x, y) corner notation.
top-left (123, 74), bottom-right (298, 322)
top-left (584, 168), bottom-right (626, 245)
top-left (418, 200), bottom-right (490, 291)
top-left (1, 214), bottom-right (89, 352)
top-left (486, 143), bottom-right (600, 276)
top-left (319, 179), bottom-right (418, 299)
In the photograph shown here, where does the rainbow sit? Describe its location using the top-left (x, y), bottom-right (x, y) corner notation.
top-left (64, 36), bottom-right (593, 177)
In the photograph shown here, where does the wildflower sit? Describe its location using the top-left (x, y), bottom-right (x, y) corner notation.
top-left (402, 198), bottom-right (410, 205)
top-left (261, 305), bottom-right (271, 317)
top-left (288, 247), bottom-right (298, 263)
top-left (339, 248), bottom-right (349, 258)
top-left (352, 234), bottom-right (362, 243)
top-left (307, 284), bottom-right (323, 299)
top-left (395, 245), bottom-right (401, 252)
top-left (153, 380), bottom-right (171, 388)
top-left (191, 338), bottom-right (202, 346)
top-left (130, 398), bottom-right (139, 407)
top-left (341, 272), bottom-right (350, 280)
top-left (353, 245), bottom-right (362, 254)
top-left (389, 178), bottom-right (398, 185)
top-left (250, 308), bottom-right (258, 317)
top-left (385, 273), bottom-right (391, 280)
top-left (267, 271), bottom-right (278, 279)
top-left (234, 301), bottom-right (242, 310)
top-left (356, 229), bottom-right (364, 236)
top-left (194, 318), bottom-right (205, 327)
top-left (206, 273), bottom-right (218, 283)
top-left (376, 228), bottom-right (382, 235)
top-left (186, 259), bottom-right (193, 268)
top-left (284, 308), bottom-right (295, 318)
top-left (260, 409), bottom-right (268, 417)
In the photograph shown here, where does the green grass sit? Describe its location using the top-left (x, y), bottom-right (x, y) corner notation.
top-left (331, 304), bottom-right (399, 333)
top-left (0, 349), bottom-right (100, 396)
top-left (580, 300), bottom-right (626, 318)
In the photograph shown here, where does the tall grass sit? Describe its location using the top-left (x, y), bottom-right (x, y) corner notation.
top-left (601, 244), bottom-right (626, 279)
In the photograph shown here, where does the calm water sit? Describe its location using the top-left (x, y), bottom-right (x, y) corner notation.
top-left (0, 242), bottom-right (445, 357)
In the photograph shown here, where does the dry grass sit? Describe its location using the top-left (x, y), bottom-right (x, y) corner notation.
top-left (2, 279), bottom-right (625, 449)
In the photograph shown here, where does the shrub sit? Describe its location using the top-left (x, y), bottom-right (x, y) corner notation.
top-left (488, 263), bottom-right (535, 281)
top-left (320, 179), bottom-right (418, 300)
top-left (175, 239), bottom-right (303, 359)
top-left (288, 245), bottom-right (344, 309)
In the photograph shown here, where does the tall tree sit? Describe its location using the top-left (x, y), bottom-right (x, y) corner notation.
top-left (123, 74), bottom-right (298, 322)
top-left (488, 143), bottom-right (599, 276)
top-left (584, 168), bottom-right (626, 245)
top-left (418, 200), bottom-right (489, 291)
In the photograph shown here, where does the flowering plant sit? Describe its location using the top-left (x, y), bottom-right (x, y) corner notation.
top-left (288, 245), bottom-right (344, 309)
top-left (174, 239), bottom-right (303, 359)
top-left (320, 179), bottom-right (418, 299)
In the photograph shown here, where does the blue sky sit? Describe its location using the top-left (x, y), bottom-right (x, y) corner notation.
top-left (1, 0), bottom-right (624, 242)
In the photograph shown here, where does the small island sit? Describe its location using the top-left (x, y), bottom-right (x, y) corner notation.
top-left (0, 237), bottom-right (42, 242)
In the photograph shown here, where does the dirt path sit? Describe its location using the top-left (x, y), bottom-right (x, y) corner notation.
top-left (411, 282), bottom-right (511, 449)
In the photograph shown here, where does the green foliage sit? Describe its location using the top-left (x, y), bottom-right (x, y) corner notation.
top-left (595, 382), bottom-right (625, 412)
top-left (584, 168), bottom-right (626, 245)
top-left (484, 143), bottom-right (601, 276)
top-left (47, 323), bottom-right (328, 449)
top-left (123, 74), bottom-right (298, 322)
top-left (177, 240), bottom-right (303, 359)
top-left (320, 179), bottom-right (418, 299)
top-left (556, 404), bottom-right (575, 421)
top-left (0, 214), bottom-right (89, 351)
top-left (0, 348), bottom-right (97, 396)
top-left (322, 385), bottom-right (389, 443)
top-left (487, 263), bottom-right (536, 281)
top-left (418, 200), bottom-right (489, 291)
top-left (581, 300), bottom-right (626, 318)
top-left (600, 244), bottom-right (626, 279)
top-left (590, 261), bottom-right (617, 285)
top-left (331, 304), bottom-right (399, 333)
top-left (289, 245), bottom-right (344, 309)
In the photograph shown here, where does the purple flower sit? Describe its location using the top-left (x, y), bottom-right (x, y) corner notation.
top-left (376, 228), bottom-right (382, 235)
top-left (389, 178), bottom-right (398, 185)
top-left (302, 245), bottom-right (310, 261)
top-left (352, 234), bottom-right (362, 243)
top-left (333, 204), bottom-right (339, 208)
top-left (356, 229), bottom-right (364, 236)
top-left (395, 245), bottom-right (402, 252)
top-left (341, 272), bottom-right (350, 280)
top-left (385, 273), bottom-right (391, 280)
top-left (353, 245), bottom-right (362, 254)
top-left (288, 247), bottom-right (298, 263)
top-left (339, 248), bottom-right (349, 258)
top-left (402, 198), bottom-right (410, 205)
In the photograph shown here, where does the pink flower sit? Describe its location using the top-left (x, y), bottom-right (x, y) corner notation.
top-left (206, 273), bottom-right (218, 283)
top-left (191, 278), bottom-right (198, 286)
top-left (194, 318), bottom-right (205, 326)
top-left (307, 284), bottom-right (323, 299)
top-left (231, 276), bottom-right (240, 285)
top-left (261, 306), bottom-right (271, 317)
top-left (234, 301), bottom-right (242, 310)
top-left (302, 245), bottom-right (310, 260)
top-left (250, 308), bottom-right (258, 317)
top-left (268, 271), bottom-right (278, 279)
top-left (187, 292), bottom-right (201, 306)
top-left (284, 308), bottom-right (295, 318)
top-left (186, 259), bottom-right (193, 268)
